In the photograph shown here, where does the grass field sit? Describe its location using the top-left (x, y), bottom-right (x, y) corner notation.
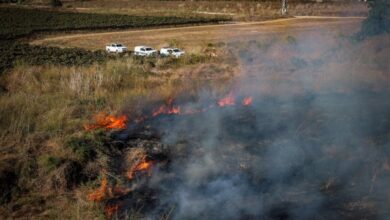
top-left (2, 25), bottom-right (389, 218)
top-left (32, 17), bottom-right (365, 52)
top-left (0, 1), bottom-right (388, 218)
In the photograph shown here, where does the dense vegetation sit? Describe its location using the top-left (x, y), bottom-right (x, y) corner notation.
top-left (0, 42), bottom-right (113, 74)
top-left (0, 7), bottom-right (230, 40)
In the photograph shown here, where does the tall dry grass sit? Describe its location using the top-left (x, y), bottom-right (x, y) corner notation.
top-left (0, 48), bottom-right (236, 218)
top-left (0, 49), bottom-right (231, 147)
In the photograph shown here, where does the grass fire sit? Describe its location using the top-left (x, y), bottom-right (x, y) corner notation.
top-left (84, 113), bottom-right (127, 131)
top-left (0, 1), bottom-right (389, 219)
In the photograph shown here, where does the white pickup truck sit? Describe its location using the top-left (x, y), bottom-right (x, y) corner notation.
top-left (106, 43), bottom-right (128, 53)
top-left (134, 46), bottom-right (158, 57)
top-left (160, 47), bottom-right (185, 58)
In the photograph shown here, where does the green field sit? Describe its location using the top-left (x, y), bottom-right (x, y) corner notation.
top-left (0, 7), bottom-right (230, 40)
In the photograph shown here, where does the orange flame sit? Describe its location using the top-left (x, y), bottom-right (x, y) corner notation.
top-left (127, 156), bottom-right (154, 180)
top-left (242, 96), bottom-right (253, 106)
top-left (87, 177), bottom-right (108, 202)
top-left (105, 204), bottom-right (120, 218)
top-left (88, 177), bottom-right (131, 203)
top-left (85, 94), bottom-right (254, 130)
top-left (218, 92), bottom-right (236, 107)
top-left (152, 105), bottom-right (181, 117)
top-left (84, 113), bottom-right (127, 130)
top-left (152, 98), bottom-right (181, 117)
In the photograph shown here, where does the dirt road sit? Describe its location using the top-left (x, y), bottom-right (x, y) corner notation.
top-left (32, 16), bottom-right (365, 52)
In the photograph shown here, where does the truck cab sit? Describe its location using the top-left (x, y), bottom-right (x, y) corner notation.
top-left (160, 47), bottom-right (185, 58)
top-left (134, 46), bottom-right (158, 57)
top-left (106, 43), bottom-right (128, 53)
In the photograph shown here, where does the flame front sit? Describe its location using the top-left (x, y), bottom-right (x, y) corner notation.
top-left (218, 92), bottom-right (236, 107)
top-left (242, 96), bottom-right (253, 106)
top-left (85, 94), bottom-right (254, 131)
top-left (152, 105), bottom-right (181, 117)
top-left (84, 113), bottom-right (127, 130)
top-left (87, 177), bottom-right (108, 202)
top-left (105, 204), bottom-right (120, 218)
top-left (127, 156), bottom-right (154, 180)
top-left (152, 98), bottom-right (181, 117)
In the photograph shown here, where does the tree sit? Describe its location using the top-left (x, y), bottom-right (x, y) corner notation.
top-left (360, 0), bottom-right (390, 36)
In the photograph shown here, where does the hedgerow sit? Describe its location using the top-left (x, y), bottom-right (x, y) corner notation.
top-left (0, 7), bottom-right (230, 40)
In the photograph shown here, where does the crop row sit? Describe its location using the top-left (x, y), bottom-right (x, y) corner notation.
top-left (0, 42), bottom-right (113, 73)
top-left (0, 7), bottom-right (230, 40)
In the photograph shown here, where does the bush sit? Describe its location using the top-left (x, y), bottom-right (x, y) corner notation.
top-left (0, 160), bottom-right (18, 204)
top-left (359, 0), bottom-right (390, 38)
top-left (50, 0), bottom-right (62, 8)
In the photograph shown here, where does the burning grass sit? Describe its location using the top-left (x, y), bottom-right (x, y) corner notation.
top-left (83, 93), bottom-right (255, 130)
top-left (87, 176), bottom-right (108, 202)
top-left (0, 45), bottom-right (236, 218)
top-left (84, 113), bottom-right (127, 131)
top-left (126, 153), bottom-right (155, 181)
top-left (0, 27), bottom-right (389, 219)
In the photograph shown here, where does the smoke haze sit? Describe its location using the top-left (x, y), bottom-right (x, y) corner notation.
top-left (119, 27), bottom-right (390, 220)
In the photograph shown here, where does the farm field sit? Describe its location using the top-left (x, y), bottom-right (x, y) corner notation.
top-left (32, 16), bottom-right (365, 52)
top-left (66, 0), bottom-right (368, 21)
top-left (0, 7), bottom-right (228, 40)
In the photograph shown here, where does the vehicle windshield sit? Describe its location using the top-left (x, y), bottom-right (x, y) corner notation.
top-left (173, 49), bottom-right (180, 52)
top-left (116, 44), bottom-right (123, 47)
top-left (145, 48), bottom-right (153, 51)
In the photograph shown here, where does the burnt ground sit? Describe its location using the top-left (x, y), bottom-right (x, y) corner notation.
top-left (104, 90), bottom-right (390, 220)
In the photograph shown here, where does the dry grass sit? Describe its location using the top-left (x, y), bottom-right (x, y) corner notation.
top-left (0, 55), bottom-right (229, 145)
top-left (62, 0), bottom-right (368, 21)
top-left (32, 17), bottom-right (364, 51)
top-left (0, 48), bottom-right (237, 217)
top-left (1, 7), bottom-right (387, 217)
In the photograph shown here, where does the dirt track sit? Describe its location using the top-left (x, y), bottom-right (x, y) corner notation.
top-left (32, 16), bottom-right (365, 52)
